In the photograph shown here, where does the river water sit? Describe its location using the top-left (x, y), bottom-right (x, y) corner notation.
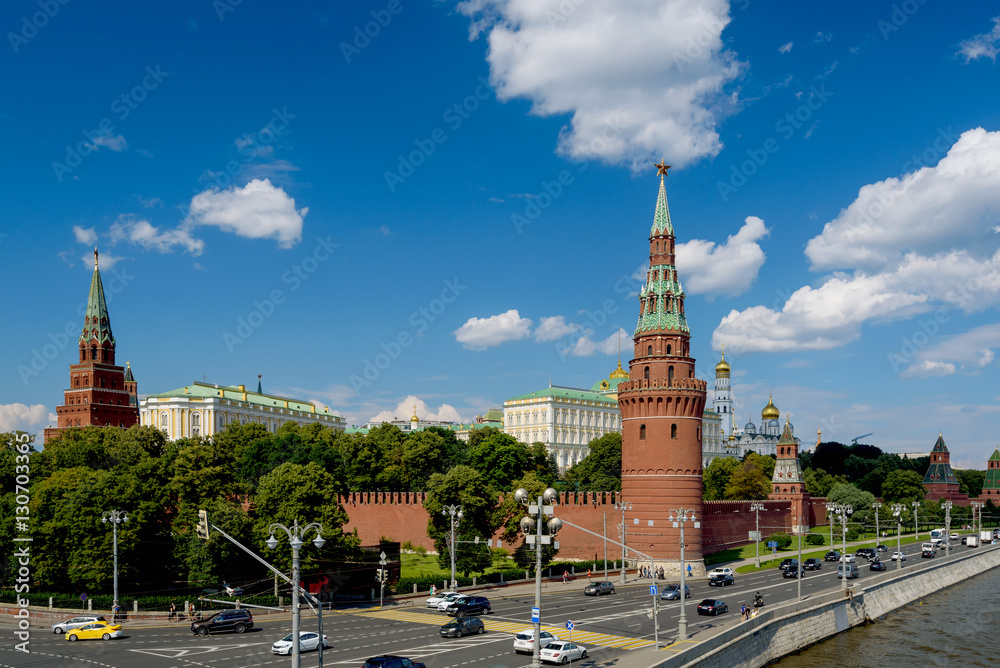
top-left (775, 566), bottom-right (1000, 667)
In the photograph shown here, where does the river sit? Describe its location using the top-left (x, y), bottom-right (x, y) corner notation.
top-left (775, 565), bottom-right (1000, 667)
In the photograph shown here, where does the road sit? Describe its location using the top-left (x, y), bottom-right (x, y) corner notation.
top-left (1, 537), bottom-right (964, 668)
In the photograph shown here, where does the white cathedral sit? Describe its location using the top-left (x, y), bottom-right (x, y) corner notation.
top-left (704, 349), bottom-right (801, 466)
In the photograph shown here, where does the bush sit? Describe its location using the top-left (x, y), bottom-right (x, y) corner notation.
top-left (846, 528), bottom-right (860, 541)
top-left (806, 534), bottom-right (825, 546)
top-left (768, 532), bottom-right (793, 549)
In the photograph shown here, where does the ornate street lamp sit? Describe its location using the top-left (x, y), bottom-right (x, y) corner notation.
top-left (266, 521), bottom-right (324, 668)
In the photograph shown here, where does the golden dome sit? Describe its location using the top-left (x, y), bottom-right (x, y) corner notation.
top-left (761, 393), bottom-right (779, 421)
top-left (609, 357), bottom-right (629, 379)
top-left (715, 347), bottom-right (731, 376)
top-left (728, 428), bottom-right (737, 442)
top-left (411, 405), bottom-right (419, 423)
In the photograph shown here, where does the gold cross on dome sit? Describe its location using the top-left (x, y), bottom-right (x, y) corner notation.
top-left (655, 160), bottom-right (671, 177)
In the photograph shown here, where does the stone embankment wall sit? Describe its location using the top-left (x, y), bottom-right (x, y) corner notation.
top-left (647, 543), bottom-right (1000, 668)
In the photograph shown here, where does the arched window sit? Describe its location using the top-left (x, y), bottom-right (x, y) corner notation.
top-left (159, 412), bottom-right (168, 431)
top-left (640, 424), bottom-right (646, 440)
top-left (644, 366), bottom-right (650, 380)
top-left (668, 366), bottom-right (674, 383)
top-left (671, 423), bottom-right (677, 439)
top-left (647, 345), bottom-right (653, 356)
top-left (192, 413), bottom-right (201, 437)
top-left (667, 344), bottom-right (672, 355)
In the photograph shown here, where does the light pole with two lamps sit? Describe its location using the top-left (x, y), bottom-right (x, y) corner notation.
top-left (971, 500), bottom-right (985, 536)
top-left (912, 500), bottom-right (921, 539)
top-left (750, 502), bottom-right (764, 568)
top-left (825, 501), bottom-right (836, 552)
top-left (515, 487), bottom-right (561, 668)
top-left (266, 521), bottom-right (325, 668)
top-left (667, 507), bottom-right (698, 642)
top-left (891, 503), bottom-right (904, 570)
top-left (101, 510), bottom-right (129, 620)
top-left (941, 500), bottom-right (953, 559)
top-left (833, 504), bottom-right (853, 590)
top-left (442, 505), bottom-right (462, 590)
top-left (614, 500), bottom-right (631, 584)
top-left (872, 502), bottom-right (882, 544)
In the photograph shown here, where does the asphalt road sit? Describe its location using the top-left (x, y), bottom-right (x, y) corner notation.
top-left (0, 538), bottom-right (962, 668)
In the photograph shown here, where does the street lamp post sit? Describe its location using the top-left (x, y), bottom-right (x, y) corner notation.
top-left (442, 505), bottom-right (463, 590)
top-left (971, 500), bottom-right (985, 537)
top-left (872, 502), bottom-right (882, 544)
top-left (891, 503), bottom-right (904, 570)
top-left (912, 501), bottom-right (920, 540)
top-left (266, 521), bottom-right (325, 668)
top-left (667, 508), bottom-right (698, 642)
top-left (750, 502), bottom-right (764, 568)
top-left (614, 500), bottom-right (631, 584)
top-left (101, 510), bottom-right (129, 616)
top-left (603, 512), bottom-right (608, 581)
top-left (516, 487), bottom-right (560, 668)
top-left (942, 500), bottom-right (953, 559)
top-left (796, 514), bottom-right (803, 601)
top-left (834, 504), bottom-right (853, 590)
top-left (825, 501), bottom-right (836, 551)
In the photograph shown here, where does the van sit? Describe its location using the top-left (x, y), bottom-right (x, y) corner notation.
top-left (837, 563), bottom-right (859, 579)
top-left (921, 542), bottom-right (935, 553)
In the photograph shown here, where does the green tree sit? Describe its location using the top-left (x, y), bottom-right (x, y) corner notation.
top-left (563, 433), bottom-right (622, 491)
top-left (955, 469), bottom-right (986, 497)
top-left (465, 431), bottom-right (535, 492)
top-left (880, 470), bottom-right (926, 504)
top-left (424, 466), bottom-right (498, 576)
top-left (803, 468), bottom-right (847, 497)
top-left (703, 457), bottom-right (740, 500)
top-left (725, 455), bottom-right (771, 500)
top-left (826, 483), bottom-right (876, 529)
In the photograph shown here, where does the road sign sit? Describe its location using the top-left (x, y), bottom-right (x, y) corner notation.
top-left (531, 607), bottom-right (540, 623)
top-left (565, 620), bottom-right (574, 631)
top-left (649, 585), bottom-right (658, 596)
top-left (767, 541), bottom-right (778, 548)
top-left (80, 593), bottom-right (87, 601)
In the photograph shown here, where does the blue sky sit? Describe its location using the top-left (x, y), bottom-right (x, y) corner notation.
top-left (3, 1), bottom-right (1000, 467)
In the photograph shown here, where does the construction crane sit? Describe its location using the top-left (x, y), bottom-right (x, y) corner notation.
top-left (851, 433), bottom-right (873, 444)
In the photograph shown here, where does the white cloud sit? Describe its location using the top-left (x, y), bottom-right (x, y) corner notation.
top-left (534, 315), bottom-right (580, 342)
top-left (82, 252), bottom-right (126, 269)
top-left (454, 309), bottom-right (533, 350)
top-left (565, 327), bottom-right (627, 357)
top-left (805, 128), bottom-right (1000, 272)
top-left (367, 396), bottom-right (467, 424)
top-left (87, 133), bottom-right (128, 152)
top-left (378, 226), bottom-right (392, 237)
top-left (676, 216), bottom-right (768, 298)
top-left (109, 215), bottom-right (204, 255)
top-left (901, 322), bottom-right (1000, 378)
top-left (814, 31), bottom-right (832, 43)
top-left (900, 360), bottom-right (957, 378)
top-left (779, 41), bottom-right (793, 53)
top-left (235, 133), bottom-right (274, 158)
top-left (714, 128), bottom-right (1000, 354)
top-left (186, 179), bottom-right (306, 249)
top-left (455, 0), bottom-right (741, 168)
top-left (0, 403), bottom-right (53, 433)
top-left (73, 226), bottom-right (97, 245)
top-left (957, 16), bottom-right (1000, 63)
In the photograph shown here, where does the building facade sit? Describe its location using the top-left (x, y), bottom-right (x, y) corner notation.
top-left (617, 165), bottom-right (708, 575)
top-left (140, 381), bottom-right (345, 440)
top-left (768, 418), bottom-right (811, 534)
top-left (45, 249), bottom-right (139, 443)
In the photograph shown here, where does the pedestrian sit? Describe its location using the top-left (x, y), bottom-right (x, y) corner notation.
top-left (189, 602), bottom-right (196, 621)
top-left (563, 570), bottom-right (569, 584)
top-left (741, 604), bottom-right (749, 620)
top-left (168, 601), bottom-right (176, 621)
top-left (112, 602), bottom-right (120, 623)
top-left (687, 564), bottom-right (693, 578)
top-left (658, 566), bottom-right (664, 580)
top-left (587, 568), bottom-right (592, 581)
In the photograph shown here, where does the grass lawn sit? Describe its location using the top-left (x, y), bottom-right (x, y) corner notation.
top-left (401, 552), bottom-right (452, 580)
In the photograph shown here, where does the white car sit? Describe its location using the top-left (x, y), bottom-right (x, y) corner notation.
top-left (950, 533), bottom-right (959, 541)
top-left (270, 631), bottom-right (329, 655)
top-left (437, 593), bottom-right (468, 611)
top-left (891, 551), bottom-right (907, 561)
top-left (540, 641), bottom-right (588, 664)
top-left (707, 567), bottom-right (734, 578)
top-left (51, 616), bottom-right (107, 634)
top-left (425, 591), bottom-right (458, 608)
top-left (840, 554), bottom-right (856, 563)
top-left (514, 629), bottom-right (559, 654)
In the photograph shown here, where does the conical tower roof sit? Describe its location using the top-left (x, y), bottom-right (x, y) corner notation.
top-left (985, 447), bottom-right (1000, 491)
top-left (124, 361), bottom-right (135, 382)
top-left (651, 175), bottom-right (673, 235)
top-left (989, 447), bottom-right (1000, 462)
top-left (80, 248), bottom-right (115, 346)
top-left (777, 417), bottom-right (796, 445)
top-left (931, 433), bottom-right (949, 453)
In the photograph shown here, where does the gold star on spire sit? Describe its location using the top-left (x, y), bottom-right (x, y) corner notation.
top-left (654, 159), bottom-right (671, 177)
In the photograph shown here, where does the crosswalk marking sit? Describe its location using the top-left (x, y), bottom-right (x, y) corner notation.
top-left (350, 608), bottom-right (654, 650)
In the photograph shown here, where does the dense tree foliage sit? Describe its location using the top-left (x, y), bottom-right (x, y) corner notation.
top-left (563, 433), bottom-right (622, 491)
top-left (880, 470), bottom-right (927, 503)
top-left (703, 457), bottom-right (741, 500)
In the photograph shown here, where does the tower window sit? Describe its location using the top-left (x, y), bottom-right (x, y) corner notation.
top-left (647, 345), bottom-right (652, 356)
top-left (644, 366), bottom-right (649, 380)
top-left (667, 344), bottom-right (672, 355)
top-left (640, 424), bottom-right (646, 439)
top-left (668, 366), bottom-right (674, 382)
top-left (671, 424), bottom-right (677, 439)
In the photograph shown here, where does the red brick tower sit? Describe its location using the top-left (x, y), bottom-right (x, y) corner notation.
top-left (45, 249), bottom-right (139, 443)
top-left (922, 433), bottom-right (968, 503)
top-left (768, 417), bottom-right (811, 533)
top-left (618, 164), bottom-right (708, 575)
top-left (983, 447), bottom-right (1000, 500)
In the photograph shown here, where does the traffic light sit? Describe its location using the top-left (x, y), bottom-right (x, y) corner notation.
top-left (196, 510), bottom-right (210, 540)
top-left (375, 569), bottom-right (385, 583)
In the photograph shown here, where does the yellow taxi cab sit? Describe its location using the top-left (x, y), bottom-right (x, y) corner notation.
top-left (66, 620), bottom-right (123, 641)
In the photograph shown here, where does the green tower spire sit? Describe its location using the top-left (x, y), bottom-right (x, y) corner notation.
top-left (80, 248), bottom-right (115, 346)
top-left (651, 175), bottom-right (674, 235)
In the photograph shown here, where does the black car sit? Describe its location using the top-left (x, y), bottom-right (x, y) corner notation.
top-left (856, 548), bottom-right (876, 560)
top-left (876, 544), bottom-right (888, 552)
top-left (803, 558), bottom-right (821, 571)
top-left (708, 573), bottom-right (734, 587)
top-left (921, 549), bottom-right (935, 558)
top-left (824, 551), bottom-right (841, 562)
top-left (778, 558), bottom-right (796, 570)
top-left (363, 656), bottom-right (426, 668)
top-left (439, 617), bottom-right (485, 637)
top-left (445, 595), bottom-right (491, 616)
top-left (696, 599), bottom-right (728, 616)
top-left (870, 559), bottom-right (887, 571)
top-left (190, 609), bottom-right (253, 636)
top-left (583, 581), bottom-right (616, 596)
top-left (782, 565), bottom-right (803, 578)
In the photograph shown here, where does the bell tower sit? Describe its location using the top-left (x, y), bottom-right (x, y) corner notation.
top-left (618, 163), bottom-right (708, 575)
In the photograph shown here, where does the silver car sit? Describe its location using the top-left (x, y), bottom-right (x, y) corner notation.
top-left (660, 584), bottom-right (690, 600)
top-left (52, 616), bottom-right (107, 634)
